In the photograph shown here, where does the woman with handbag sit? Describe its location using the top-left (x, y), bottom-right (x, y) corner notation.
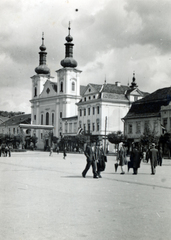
top-left (96, 141), bottom-right (106, 178)
top-left (118, 142), bottom-right (127, 174)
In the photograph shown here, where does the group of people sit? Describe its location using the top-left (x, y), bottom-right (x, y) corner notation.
top-left (116, 142), bottom-right (162, 175)
top-left (0, 143), bottom-right (11, 157)
top-left (82, 141), bottom-right (107, 179)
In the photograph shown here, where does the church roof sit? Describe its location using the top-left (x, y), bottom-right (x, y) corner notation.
top-left (123, 87), bottom-right (171, 120)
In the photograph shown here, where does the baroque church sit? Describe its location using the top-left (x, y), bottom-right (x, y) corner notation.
top-left (30, 24), bottom-right (148, 150)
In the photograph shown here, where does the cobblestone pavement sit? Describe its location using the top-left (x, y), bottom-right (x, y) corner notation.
top-left (0, 151), bottom-right (171, 240)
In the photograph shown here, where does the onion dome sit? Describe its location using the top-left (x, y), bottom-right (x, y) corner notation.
top-left (35, 32), bottom-right (50, 74)
top-left (60, 22), bottom-right (77, 68)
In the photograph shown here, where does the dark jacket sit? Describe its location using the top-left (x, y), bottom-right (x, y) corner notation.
top-left (84, 145), bottom-right (95, 162)
top-left (149, 147), bottom-right (158, 167)
top-left (130, 148), bottom-right (142, 169)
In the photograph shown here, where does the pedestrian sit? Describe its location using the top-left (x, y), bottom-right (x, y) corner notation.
top-left (49, 146), bottom-right (53, 156)
top-left (149, 143), bottom-right (158, 175)
top-left (8, 145), bottom-right (12, 157)
top-left (82, 141), bottom-right (98, 178)
top-left (130, 144), bottom-right (142, 174)
top-left (158, 146), bottom-right (163, 166)
top-left (56, 146), bottom-right (59, 154)
top-left (5, 145), bottom-right (8, 157)
top-left (96, 141), bottom-right (106, 178)
top-left (118, 142), bottom-right (127, 174)
top-left (146, 147), bottom-right (150, 163)
top-left (63, 147), bottom-right (67, 159)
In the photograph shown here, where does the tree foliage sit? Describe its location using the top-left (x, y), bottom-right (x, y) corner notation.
top-left (107, 131), bottom-right (125, 144)
top-left (140, 126), bottom-right (159, 147)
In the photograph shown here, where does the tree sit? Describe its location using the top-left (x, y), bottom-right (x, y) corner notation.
top-left (107, 131), bottom-right (125, 144)
top-left (140, 125), bottom-right (159, 147)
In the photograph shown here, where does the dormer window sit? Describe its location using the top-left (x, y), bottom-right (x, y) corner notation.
top-left (89, 96), bottom-right (91, 100)
top-left (93, 95), bottom-right (96, 99)
top-left (89, 88), bottom-right (91, 92)
top-left (84, 97), bottom-right (86, 101)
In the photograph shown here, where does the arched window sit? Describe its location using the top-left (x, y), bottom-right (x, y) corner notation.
top-left (72, 81), bottom-right (75, 91)
top-left (41, 114), bottom-right (43, 125)
top-left (52, 113), bottom-right (54, 125)
top-left (60, 82), bottom-right (63, 92)
top-left (34, 87), bottom-right (37, 97)
top-left (46, 112), bottom-right (49, 125)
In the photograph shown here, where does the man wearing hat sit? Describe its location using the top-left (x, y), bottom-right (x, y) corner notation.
top-left (149, 143), bottom-right (159, 175)
top-left (82, 141), bottom-right (98, 178)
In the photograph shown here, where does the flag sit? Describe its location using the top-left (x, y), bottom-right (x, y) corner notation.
top-left (77, 127), bottom-right (84, 135)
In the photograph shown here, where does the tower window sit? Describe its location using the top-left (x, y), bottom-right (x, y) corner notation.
top-left (72, 81), bottom-right (75, 91)
top-left (97, 106), bottom-right (100, 114)
top-left (60, 82), bottom-right (63, 92)
top-left (80, 109), bottom-right (82, 117)
top-left (34, 87), bottom-right (37, 97)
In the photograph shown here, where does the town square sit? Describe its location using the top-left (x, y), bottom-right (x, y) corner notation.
top-left (0, 151), bottom-right (171, 240)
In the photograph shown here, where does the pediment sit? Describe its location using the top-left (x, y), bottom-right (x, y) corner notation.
top-left (83, 84), bottom-right (101, 96)
top-left (129, 88), bottom-right (143, 96)
top-left (40, 80), bottom-right (57, 98)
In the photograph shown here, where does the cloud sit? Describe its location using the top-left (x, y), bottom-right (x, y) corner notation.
top-left (0, 0), bottom-right (171, 113)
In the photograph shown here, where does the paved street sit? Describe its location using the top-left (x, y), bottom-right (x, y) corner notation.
top-left (0, 151), bottom-right (171, 240)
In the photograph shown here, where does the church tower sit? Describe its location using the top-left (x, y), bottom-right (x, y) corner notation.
top-left (56, 22), bottom-right (82, 119)
top-left (31, 33), bottom-right (52, 100)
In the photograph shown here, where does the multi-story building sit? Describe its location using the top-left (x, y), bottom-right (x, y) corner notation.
top-left (123, 87), bottom-right (171, 145)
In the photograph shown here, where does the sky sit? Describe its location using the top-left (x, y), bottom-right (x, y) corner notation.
top-left (0, 0), bottom-right (171, 113)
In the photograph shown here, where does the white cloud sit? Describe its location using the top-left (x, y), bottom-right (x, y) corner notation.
top-left (0, 0), bottom-right (171, 112)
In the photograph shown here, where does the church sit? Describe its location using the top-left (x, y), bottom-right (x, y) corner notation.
top-left (30, 24), bottom-right (148, 151)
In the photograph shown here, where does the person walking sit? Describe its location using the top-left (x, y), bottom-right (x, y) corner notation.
top-left (49, 146), bottom-right (53, 156)
top-left (96, 141), bottom-right (106, 178)
top-left (130, 144), bottom-right (142, 174)
top-left (82, 141), bottom-right (98, 178)
top-left (149, 143), bottom-right (158, 175)
top-left (63, 147), bottom-right (67, 159)
top-left (118, 142), bottom-right (127, 174)
top-left (158, 146), bottom-right (163, 166)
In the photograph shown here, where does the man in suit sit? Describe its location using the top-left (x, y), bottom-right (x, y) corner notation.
top-left (149, 143), bottom-right (158, 175)
top-left (82, 141), bottom-right (98, 178)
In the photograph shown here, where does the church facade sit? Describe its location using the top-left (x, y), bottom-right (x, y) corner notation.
top-left (30, 25), bottom-right (148, 150)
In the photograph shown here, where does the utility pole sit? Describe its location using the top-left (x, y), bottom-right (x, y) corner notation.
top-left (104, 116), bottom-right (107, 154)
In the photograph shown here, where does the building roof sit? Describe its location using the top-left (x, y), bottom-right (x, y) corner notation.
top-left (102, 83), bottom-right (129, 94)
top-left (80, 85), bottom-right (87, 96)
top-left (123, 87), bottom-right (171, 120)
top-left (0, 114), bottom-right (31, 127)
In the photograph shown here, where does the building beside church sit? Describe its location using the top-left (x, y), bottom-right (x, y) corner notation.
top-left (30, 25), bottom-right (148, 150)
top-left (123, 87), bottom-right (171, 145)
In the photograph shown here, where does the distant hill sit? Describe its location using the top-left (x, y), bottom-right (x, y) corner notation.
top-left (0, 111), bottom-right (25, 118)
